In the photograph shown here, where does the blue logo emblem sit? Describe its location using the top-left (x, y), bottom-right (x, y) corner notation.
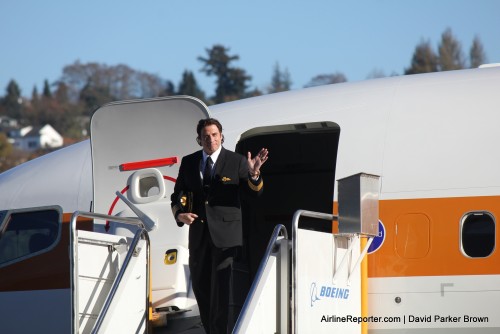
top-left (368, 220), bottom-right (385, 254)
top-left (310, 282), bottom-right (350, 307)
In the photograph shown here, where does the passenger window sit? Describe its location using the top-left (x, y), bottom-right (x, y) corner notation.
top-left (0, 209), bottom-right (60, 265)
top-left (461, 212), bottom-right (495, 258)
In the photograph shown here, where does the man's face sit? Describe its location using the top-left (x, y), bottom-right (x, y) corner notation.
top-left (200, 124), bottom-right (222, 155)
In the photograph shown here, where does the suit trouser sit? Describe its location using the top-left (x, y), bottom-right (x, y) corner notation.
top-left (189, 222), bottom-right (237, 334)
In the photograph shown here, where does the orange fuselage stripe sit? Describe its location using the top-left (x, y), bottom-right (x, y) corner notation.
top-left (2, 196), bottom-right (499, 293)
top-left (368, 196), bottom-right (500, 277)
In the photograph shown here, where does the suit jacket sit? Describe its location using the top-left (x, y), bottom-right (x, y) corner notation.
top-left (171, 147), bottom-right (263, 249)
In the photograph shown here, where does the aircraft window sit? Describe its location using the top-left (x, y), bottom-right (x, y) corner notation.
top-left (461, 212), bottom-right (495, 258)
top-left (0, 209), bottom-right (59, 265)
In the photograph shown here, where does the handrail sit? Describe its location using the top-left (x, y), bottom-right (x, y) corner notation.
top-left (232, 224), bottom-right (288, 333)
top-left (69, 211), bottom-right (145, 334)
top-left (91, 228), bottom-right (150, 334)
top-left (291, 210), bottom-right (337, 334)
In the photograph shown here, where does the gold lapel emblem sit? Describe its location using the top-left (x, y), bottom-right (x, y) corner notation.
top-left (221, 176), bottom-right (231, 182)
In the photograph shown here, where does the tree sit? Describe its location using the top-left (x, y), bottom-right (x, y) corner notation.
top-left (470, 35), bottom-right (487, 68)
top-left (0, 132), bottom-right (12, 157)
top-left (305, 72), bottom-right (347, 88)
top-left (405, 40), bottom-right (438, 74)
top-left (268, 62), bottom-right (292, 93)
top-left (54, 81), bottom-right (70, 104)
top-left (162, 80), bottom-right (176, 96)
top-left (59, 60), bottom-right (165, 103)
top-left (177, 70), bottom-right (206, 101)
top-left (0, 132), bottom-right (14, 172)
top-left (42, 79), bottom-right (52, 98)
top-left (79, 79), bottom-right (113, 115)
top-left (53, 81), bottom-right (83, 138)
top-left (31, 86), bottom-right (39, 104)
top-left (1, 80), bottom-right (23, 119)
top-left (367, 69), bottom-right (386, 79)
top-left (198, 45), bottom-right (252, 103)
top-left (438, 28), bottom-right (465, 71)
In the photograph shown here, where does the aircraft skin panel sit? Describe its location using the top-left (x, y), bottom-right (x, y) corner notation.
top-left (382, 69), bottom-right (500, 199)
top-left (211, 77), bottom-right (396, 183)
top-left (0, 140), bottom-right (92, 212)
top-left (210, 67), bottom-right (500, 200)
top-left (368, 275), bottom-right (500, 330)
top-left (0, 289), bottom-right (71, 333)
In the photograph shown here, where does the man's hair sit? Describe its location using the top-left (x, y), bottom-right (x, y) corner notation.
top-left (197, 118), bottom-right (223, 136)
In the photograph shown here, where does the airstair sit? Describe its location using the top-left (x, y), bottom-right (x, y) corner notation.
top-left (234, 173), bottom-right (379, 334)
top-left (70, 212), bottom-right (151, 334)
top-left (68, 172), bottom-right (379, 334)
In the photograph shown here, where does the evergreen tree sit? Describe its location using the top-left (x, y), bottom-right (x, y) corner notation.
top-left (54, 82), bottom-right (70, 104)
top-left (269, 62), bottom-right (292, 93)
top-left (470, 35), bottom-right (487, 68)
top-left (31, 86), bottom-right (39, 103)
top-left (366, 68), bottom-right (388, 79)
top-left (163, 80), bottom-right (176, 96)
top-left (305, 72), bottom-right (347, 87)
top-left (438, 28), bottom-right (465, 71)
top-left (405, 40), bottom-right (438, 74)
top-left (225, 68), bottom-right (251, 102)
top-left (2, 80), bottom-right (23, 119)
top-left (198, 45), bottom-right (252, 103)
top-left (42, 79), bottom-right (52, 98)
top-left (177, 70), bottom-right (206, 101)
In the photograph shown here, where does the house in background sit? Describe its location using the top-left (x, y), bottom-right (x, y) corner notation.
top-left (0, 116), bottom-right (18, 129)
top-left (8, 124), bottom-right (64, 151)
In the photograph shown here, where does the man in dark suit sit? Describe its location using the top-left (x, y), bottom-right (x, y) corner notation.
top-left (171, 118), bottom-right (268, 334)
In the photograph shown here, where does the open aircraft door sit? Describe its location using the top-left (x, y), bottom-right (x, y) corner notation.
top-left (235, 122), bottom-right (376, 333)
top-left (90, 96), bottom-right (210, 315)
top-left (235, 121), bottom-right (340, 279)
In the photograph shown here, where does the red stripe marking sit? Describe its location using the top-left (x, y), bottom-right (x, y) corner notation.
top-left (119, 157), bottom-right (178, 171)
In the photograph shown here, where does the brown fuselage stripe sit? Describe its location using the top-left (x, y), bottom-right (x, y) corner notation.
top-left (0, 214), bottom-right (92, 292)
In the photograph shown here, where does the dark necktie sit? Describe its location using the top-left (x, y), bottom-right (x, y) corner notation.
top-left (203, 156), bottom-right (213, 187)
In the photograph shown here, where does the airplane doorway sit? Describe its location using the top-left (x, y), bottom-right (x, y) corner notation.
top-left (236, 121), bottom-right (340, 279)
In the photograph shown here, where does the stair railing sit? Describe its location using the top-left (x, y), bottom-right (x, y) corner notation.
top-left (69, 211), bottom-right (149, 334)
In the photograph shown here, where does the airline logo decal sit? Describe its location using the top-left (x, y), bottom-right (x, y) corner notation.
top-left (310, 282), bottom-right (350, 307)
top-left (368, 220), bottom-right (385, 254)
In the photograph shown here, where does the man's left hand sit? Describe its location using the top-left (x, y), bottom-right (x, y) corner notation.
top-left (247, 148), bottom-right (269, 179)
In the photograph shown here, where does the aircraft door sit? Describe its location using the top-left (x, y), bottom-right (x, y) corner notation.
top-left (235, 121), bottom-right (340, 278)
top-left (90, 96), bottom-right (210, 312)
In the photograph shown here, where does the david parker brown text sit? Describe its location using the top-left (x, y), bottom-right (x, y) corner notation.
top-left (320, 314), bottom-right (489, 324)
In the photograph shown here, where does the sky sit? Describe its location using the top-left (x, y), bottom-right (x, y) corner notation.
top-left (1, 0), bottom-right (500, 99)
